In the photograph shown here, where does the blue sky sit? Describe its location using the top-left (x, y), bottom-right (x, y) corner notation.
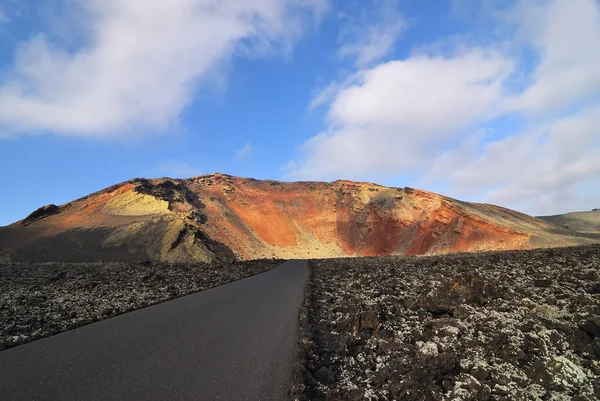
top-left (0, 0), bottom-right (599, 226)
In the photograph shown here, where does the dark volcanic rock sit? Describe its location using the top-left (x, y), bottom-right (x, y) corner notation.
top-left (296, 244), bottom-right (600, 401)
top-left (20, 204), bottom-right (60, 226)
top-left (0, 259), bottom-right (281, 350)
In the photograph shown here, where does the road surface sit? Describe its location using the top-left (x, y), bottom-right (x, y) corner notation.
top-left (0, 260), bottom-right (308, 400)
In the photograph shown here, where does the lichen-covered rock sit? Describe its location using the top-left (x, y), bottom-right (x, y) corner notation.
top-left (444, 373), bottom-right (491, 401)
top-left (544, 356), bottom-right (592, 394)
top-left (0, 259), bottom-right (281, 350)
top-left (297, 244), bottom-right (600, 400)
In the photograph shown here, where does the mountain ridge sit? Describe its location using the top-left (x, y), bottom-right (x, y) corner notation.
top-left (0, 173), bottom-right (596, 262)
top-left (537, 209), bottom-right (600, 234)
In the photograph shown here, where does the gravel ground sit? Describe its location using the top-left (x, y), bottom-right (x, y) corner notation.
top-left (0, 259), bottom-right (281, 350)
top-left (295, 245), bottom-right (600, 401)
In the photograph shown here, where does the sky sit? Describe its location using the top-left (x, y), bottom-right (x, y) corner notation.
top-left (0, 0), bottom-right (599, 225)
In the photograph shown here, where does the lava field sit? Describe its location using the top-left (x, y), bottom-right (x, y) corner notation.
top-left (0, 259), bottom-right (281, 350)
top-left (295, 245), bottom-right (600, 400)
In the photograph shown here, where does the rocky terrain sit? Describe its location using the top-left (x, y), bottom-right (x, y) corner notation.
top-left (295, 245), bottom-right (600, 400)
top-left (0, 259), bottom-right (281, 350)
top-left (1, 174), bottom-right (596, 263)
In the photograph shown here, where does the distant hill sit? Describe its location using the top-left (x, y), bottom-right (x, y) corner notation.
top-left (0, 174), bottom-right (597, 262)
top-left (537, 210), bottom-right (600, 234)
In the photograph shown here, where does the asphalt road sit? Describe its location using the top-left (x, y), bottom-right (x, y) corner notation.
top-left (0, 260), bottom-right (308, 400)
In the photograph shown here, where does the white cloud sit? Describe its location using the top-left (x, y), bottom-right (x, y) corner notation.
top-left (154, 160), bottom-right (202, 178)
top-left (504, 0), bottom-right (600, 114)
top-left (445, 105), bottom-right (600, 215)
top-left (0, 6), bottom-right (8, 23)
top-left (291, 0), bottom-right (600, 215)
top-left (0, 0), bottom-right (326, 137)
top-left (338, 0), bottom-right (406, 66)
top-left (448, 0), bottom-right (600, 214)
top-left (235, 142), bottom-right (255, 159)
top-left (290, 48), bottom-right (513, 179)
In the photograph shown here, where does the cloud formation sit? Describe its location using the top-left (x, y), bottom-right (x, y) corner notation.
top-left (292, 48), bottom-right (512, 179)
top-left (0, 6), bottom-right (8, 23)
top-left (291, 0), bottom-right (600, 215)
top-left (0, 0), bottom-right (326, 137)
top-left (235, 142), bottom-right (255, 159)
top-left (338, 0), bottom-right (406, 66)
top-left (504, 0), bottom-right (600, 115)
top-left (436, 105), bottom-right (600, 215)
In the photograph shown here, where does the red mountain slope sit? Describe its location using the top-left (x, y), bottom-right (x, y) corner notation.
top-left (0, 174), bottom-right (596, 262)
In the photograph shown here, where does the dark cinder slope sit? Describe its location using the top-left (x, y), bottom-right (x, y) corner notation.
top-left (538, 209), bottom-right (600, 234)
top-left (0, 260), bottom-right (308, 401)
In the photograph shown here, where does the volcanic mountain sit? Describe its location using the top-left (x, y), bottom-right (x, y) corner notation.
top-left (538, 209), bottom-right (600, 234)
top-left (0, 174), bottom-right (596, 262)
